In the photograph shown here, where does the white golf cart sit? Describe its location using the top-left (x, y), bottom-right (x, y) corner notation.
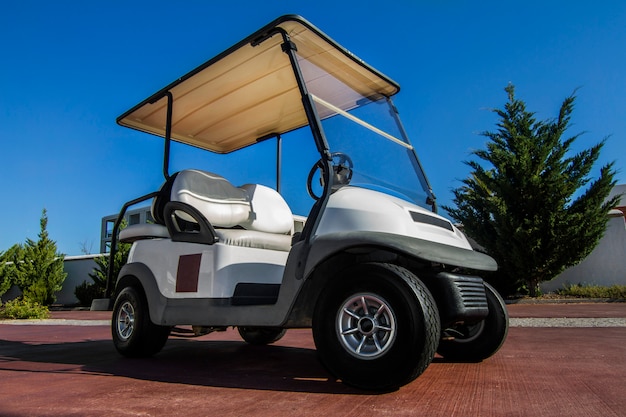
top-left (107, 15), bottom-right (508, 391)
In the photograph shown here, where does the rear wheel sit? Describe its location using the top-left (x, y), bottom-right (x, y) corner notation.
top-left (312, 263), bottom-right (440, 391)
top-left (112, 286), bottom-right (170, 357)
top-left (437, 282), bottom-right (509, 362)
top-left (238, 327), bottom-right (286, 345)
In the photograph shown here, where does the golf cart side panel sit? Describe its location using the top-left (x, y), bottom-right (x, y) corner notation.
top-left (118, 240), bottom-right (309, 327)
top-left (128, 239), bottom-right (287, 299)
top-left (152, 243), bottom-right (310, 327)
top-left (118, 259), bottom-right (305, 327)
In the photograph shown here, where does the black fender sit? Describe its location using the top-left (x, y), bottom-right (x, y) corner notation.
top-left (113, 234), bottom-right (496, 328)
top-left (115, 262), bottom-right (168, 325)
top-left (284, 232), bottom-right (496, 327)
top-left (304, 231), bottom-right (497, 277)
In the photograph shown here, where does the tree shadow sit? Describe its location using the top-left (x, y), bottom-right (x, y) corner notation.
top-left (0, 336), bottom-right (364, 395)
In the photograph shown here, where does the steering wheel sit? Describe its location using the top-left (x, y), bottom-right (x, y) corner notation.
top-left (306, 152), bottom-right (354, 200)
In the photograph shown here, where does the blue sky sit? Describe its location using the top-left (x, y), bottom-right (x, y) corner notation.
top-left (1, 1), bottom-right (625, 255)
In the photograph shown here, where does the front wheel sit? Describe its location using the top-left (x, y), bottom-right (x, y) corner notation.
top-left (312, 263), bottom-right (440, 391)
top-left (111, 286), bottom-right (170, 358)
top-left (437, 281), bottom-right (509, 362)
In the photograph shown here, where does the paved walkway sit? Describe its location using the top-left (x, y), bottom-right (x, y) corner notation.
top-left (6, 302), bottom-right (626, 327)
top-left (507, 302), bottom-right (626, 327)
top-left (0, 303), bottom-right (624, 416)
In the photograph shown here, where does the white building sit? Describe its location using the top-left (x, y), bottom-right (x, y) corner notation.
top-left (100, 206), bottom-right (153, 253)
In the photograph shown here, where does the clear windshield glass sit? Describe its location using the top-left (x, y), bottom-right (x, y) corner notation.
top-left (298, 56), bottom-right (434, 210)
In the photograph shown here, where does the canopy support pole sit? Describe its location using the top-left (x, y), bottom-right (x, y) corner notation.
top-left (163, 91), bottom-right (174, 180)
top-left (276, 134), bottom-right (282, 193)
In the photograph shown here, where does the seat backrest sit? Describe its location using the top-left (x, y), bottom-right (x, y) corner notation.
top-left (151, 172), bottom-right (179, 225)
top-left (239, 184), bottom-right (293, 234)
top-left (170, 170), bottom-right (250, 228)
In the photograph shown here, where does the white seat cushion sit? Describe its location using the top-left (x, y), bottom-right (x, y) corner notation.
top-left (239, 184), bottom-right (293, 234)
top-left (119, 223), bottom-right (170, 243)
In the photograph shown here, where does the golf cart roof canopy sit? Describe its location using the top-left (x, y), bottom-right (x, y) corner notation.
top-left (117, 15), bottom-right (400, 154)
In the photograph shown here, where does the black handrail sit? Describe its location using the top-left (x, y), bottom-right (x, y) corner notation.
top-left (104, 191), bottom-right (159, 299)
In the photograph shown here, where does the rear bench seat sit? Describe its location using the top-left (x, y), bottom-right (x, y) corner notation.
top-left (120, 170), bottom-right (293, 252)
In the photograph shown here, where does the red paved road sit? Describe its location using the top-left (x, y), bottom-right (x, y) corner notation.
top-left (0, 303), bottom-right (624, 416)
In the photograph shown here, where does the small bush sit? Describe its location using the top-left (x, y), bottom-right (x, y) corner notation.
top-left (74, 280), bottom-right (104, 307)
top-left (0, 298), bottom-right (50, 319)
top-left (556, 284), bottom-right (626, 299)
top-left (78, 219), bottom-right (130, 304)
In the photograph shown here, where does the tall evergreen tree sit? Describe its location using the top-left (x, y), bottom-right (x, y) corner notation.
top-left (14, 209), bottom-right (67, 305)
top-left (445, 85), bottom-right (618, 296)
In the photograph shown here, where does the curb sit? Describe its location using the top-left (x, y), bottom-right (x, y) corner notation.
top-left (510, 317), bottom-right (626, 327)
top-left (3, 317), bottom-right (626, 328)
top-left (506, 298), bottom-right (626, 304)
top-left (0, 319), bottom-right (110, 326)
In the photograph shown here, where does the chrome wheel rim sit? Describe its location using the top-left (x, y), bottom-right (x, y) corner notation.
top-left (116, 301), bottom-right (135, 341)
top-left (337, 293), bottom-right (397, 360)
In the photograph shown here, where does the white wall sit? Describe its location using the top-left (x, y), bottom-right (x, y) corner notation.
top-left (56, 254), bottom-right (101, 305)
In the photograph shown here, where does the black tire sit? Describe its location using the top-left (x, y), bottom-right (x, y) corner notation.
top-left (237, 327), bottom-right (287, 345)
top-left (437, 281), bottom-right (509, 362)
top-left (312, 263), bottom-right (440, 391)
top-left (111, 286), bottom-right (170, 358)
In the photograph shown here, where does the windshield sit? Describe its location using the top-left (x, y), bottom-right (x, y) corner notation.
top-left (298, 56), bottom-right (435, 210)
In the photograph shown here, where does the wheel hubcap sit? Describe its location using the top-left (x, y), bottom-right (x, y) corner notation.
top-left (116, 301), bottom-right (135, 341)
top-left (337, 293), bottom-right (397, 359)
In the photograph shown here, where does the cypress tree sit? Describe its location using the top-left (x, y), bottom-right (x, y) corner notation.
top-left (445, 85), bottom-right (618, 296)
top-left (14, 209), bottom-right (67, 305)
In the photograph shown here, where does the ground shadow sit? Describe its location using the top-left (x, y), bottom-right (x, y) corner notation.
top-left (0, 336), bottom-right (363, 395)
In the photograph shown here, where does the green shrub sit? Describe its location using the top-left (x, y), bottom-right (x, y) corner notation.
top-left (0, 298), bottom-right (49, 319)
top-left (73, 219), bottom-right (131, 306)
top-left (74, 280), bottom-right (105, 307)
top-left (556, 284), bottom-right (626, 299)
top-left (0, 244), bottom-right (21, 298)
